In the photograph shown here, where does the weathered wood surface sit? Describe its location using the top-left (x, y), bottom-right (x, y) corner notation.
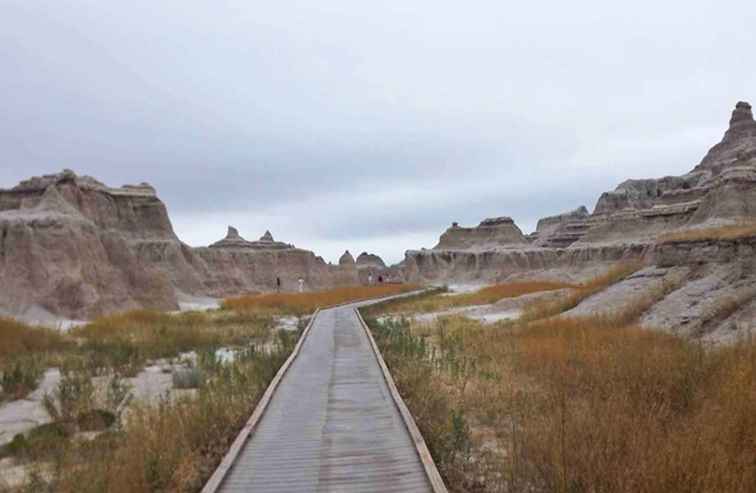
top-left (211, 299), bottom-right (443, 492)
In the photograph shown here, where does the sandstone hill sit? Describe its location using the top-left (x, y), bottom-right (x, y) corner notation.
top-left (0, 171), bottom-right (360, 320)
top-left (404, 101), bottom-right (756, 343)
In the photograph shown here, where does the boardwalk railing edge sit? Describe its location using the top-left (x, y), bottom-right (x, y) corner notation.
top-left (355, 307), bottom-right (449, 493)
top-left (201, 308), bottom-right (322, 493)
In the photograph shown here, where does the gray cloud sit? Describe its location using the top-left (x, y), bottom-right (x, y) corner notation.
top-left (2, 0), bottom-right (754, 264)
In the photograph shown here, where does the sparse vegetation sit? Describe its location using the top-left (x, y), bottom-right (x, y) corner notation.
top-left (50, 332), bottom-right (298, 493)
top-left (222, 284), bottom-right (418, 316)
top-left (370, 281), bottom-right (575, 315)
top-left (1, 318), bottom-right (71, 400)
top-left (1, 309), bottom-right (300, 492)
top-left (521, 262), bottom-right (643, 321)
top-left (658, 221), bottom-right (756, 243)
top-left (69, 309), bottom-right (274, 375)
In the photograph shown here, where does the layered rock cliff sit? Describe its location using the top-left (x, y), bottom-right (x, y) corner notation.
top-left (0, 172), bottom-right (360, 320)
top-left (0, 171), bottom-right (182, 319)
top-left (405, 101), bottom-right (756, 283)
top-left (435, 217), bottom-right (528, 250)
top-left (403, 101), bottom-right (756, 342)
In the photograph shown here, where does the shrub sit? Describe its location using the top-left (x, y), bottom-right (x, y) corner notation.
top-left (0, 357), bottom-right (44, 400)
top-left (172, 367), bottom-right (203, 389)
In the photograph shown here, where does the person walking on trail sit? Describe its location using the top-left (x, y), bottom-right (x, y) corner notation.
top-left (276, 277), bottom-right (281, 293)
top-left (368, 273), bottom-right (373, 285)
top-left (298, 277), bottom-right (304, 293)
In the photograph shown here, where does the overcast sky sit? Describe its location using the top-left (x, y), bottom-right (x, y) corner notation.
top-left (2, 1), bottom-right (754, 263)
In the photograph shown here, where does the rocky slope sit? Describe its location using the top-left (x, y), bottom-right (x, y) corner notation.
top-left (404, 101), bottom-right (756, 342)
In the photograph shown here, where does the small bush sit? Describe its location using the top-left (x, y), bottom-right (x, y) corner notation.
top-left (4, 422), bottom-right (71, 461)
top-left (0, 357), bottom-right (44, 400)
top-left (172, 367), bottom-right (203, 389)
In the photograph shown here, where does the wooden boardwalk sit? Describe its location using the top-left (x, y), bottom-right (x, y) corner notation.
top-left (205, 300), bottom-right (445, 493)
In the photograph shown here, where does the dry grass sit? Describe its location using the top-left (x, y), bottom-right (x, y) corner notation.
top-left (67, 310), bottom-right (274, 375)
top-left (222, 284), bottom-right (418, 316)
top-left (375, 281), bottom-right (575, 315)
top-left (41, 333), bottom-right (299, 493)
top-left (365, 313), bottom-right (756, 493)
top-left (521, 262), bottom-right (643, 321)
top-left (0, 317), bottom-right (70, 363)
top-left (364, 260), bottom-right (753, 492)
top-left (658, 222), bottom-right (756, 243)
top-left (3, 308), bottom-right (299, 492)
top-left (1, 318), bottom-right (72, 400)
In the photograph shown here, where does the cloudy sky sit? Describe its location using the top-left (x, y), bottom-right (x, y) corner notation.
top-left (2, 1), bottom-right (754, 263)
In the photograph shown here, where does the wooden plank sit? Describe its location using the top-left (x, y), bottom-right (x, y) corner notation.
top-left (201, 309), bottom-right (321, 493)
top-left (355, 308), bottom-right (449, 493)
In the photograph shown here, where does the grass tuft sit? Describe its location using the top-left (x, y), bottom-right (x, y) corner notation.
top-left (658, 222), bottom-right (756, 243)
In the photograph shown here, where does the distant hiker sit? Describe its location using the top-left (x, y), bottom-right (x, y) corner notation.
top-left (298, 277), bottom-right (304, 293)
top-left (378, 275), bottom-right (383, 283)
top-left (368, 273), bottom-right (373, 285)
top-left (276, 277), bottom-right (281, 293)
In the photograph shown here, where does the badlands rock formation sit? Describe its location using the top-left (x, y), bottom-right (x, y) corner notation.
top-left (0, 171), bottom-right (360, 320)
top-left (435, 217), bottom-right (528, 250)
top-left (0, 170), bottom-right (183, 320)
top-left (356, 252), bottom-right (386, 269)
top-left (404, 102), bottom-right (756, 342)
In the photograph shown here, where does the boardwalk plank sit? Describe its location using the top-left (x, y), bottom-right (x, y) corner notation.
top-left (215, 304), bottom-right (436, 492)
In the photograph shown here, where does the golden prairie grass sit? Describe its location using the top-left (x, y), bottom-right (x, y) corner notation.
top-left (0, 318), bottom-right (72, 400)
top-left (222, 284), bottom-right (418, 316)
top-left (0, 317), bottom-right (70, 362)
top-left (521, 262), bottom-right (644, 321)
top-left (366, 313), bottom-right (756, 493)
top-left (658, 222), bottom-right (756, 243)
top-left (68, 310), bottom-right (274, 375)
top-left (374, 281), bottom-right (575, 315)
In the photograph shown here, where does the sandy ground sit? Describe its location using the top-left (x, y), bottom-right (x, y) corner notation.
top-left (176, 292), bottom-right (221, 312)
top-left (440, 283), bottom-right (491, 295)
top-left (0, 305), bottom-right (86, 331)
top-left (0, 369), bottom-right (60, 447)
top-left (410, 305), bottom-right (521, 325)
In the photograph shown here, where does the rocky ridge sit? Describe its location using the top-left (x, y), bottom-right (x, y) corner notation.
top-left (403, 102), bottom-right (756, 343)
